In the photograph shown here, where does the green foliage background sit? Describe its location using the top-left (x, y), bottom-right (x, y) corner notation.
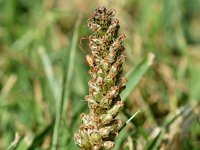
top-left (0, 0), bottom-right (200, 149)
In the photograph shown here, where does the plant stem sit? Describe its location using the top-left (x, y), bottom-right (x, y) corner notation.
top-left (51, 15), bottom-right (82, 150)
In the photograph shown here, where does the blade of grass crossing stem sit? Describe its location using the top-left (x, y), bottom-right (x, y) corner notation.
top-left (121, 52), bottom-right (155, 101)
top-left (112, 111), bottom-right (141, 150)
top-left (112, 131), bottom-right (128, 150)
top-left (51, 15), bottom-right (82, 150)
top-left (118, 111), bottom-right (141, 132)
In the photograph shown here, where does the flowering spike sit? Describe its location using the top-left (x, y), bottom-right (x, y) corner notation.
top-left (74, 6), bottom-right (126, 149)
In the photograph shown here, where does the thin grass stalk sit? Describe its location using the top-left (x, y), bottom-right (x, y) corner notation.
top-left (51, 15), bottom-right (82, 150)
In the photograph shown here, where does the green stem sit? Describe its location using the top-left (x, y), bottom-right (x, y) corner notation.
top-left (118, 110), bottom-right (141, 132)
top-left (51, 15), bottom-right (82, 150)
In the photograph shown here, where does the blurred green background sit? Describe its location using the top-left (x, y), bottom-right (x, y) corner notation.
top-left (0, 0), bottom-right (200, 149)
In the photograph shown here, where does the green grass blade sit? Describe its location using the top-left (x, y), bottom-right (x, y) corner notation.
top-left (112, 131), bottom-right (128, 150)
top-left (51, 15), bottom-right (82, 150)
top-left (118, 110), bottom-right (141, 132)
top-left (28, 123), bottom-right (53, 150)
top-left (7, 133), bottom-right (20, 150)
top-left (121, 52), bottom-right (155, 101)
top-left (114, 111), bottom-right (145, 150)
top-left (9, 135), bottom-right (32, 150)
top-left (113, 53), bottom-right (154, 150)
top-left (38, 47), bottom-right (60, 103)
top-left (64, 14), bottom-right (82, 113)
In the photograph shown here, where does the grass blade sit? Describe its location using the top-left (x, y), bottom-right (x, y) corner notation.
top-left (112, 131), bottom-right (128, 150)
top-left (28, 123), bottom-right (53, 150)
top-left (114, 111), bottom-right (145, 150)
top-left (113, 53), bottom-right (155, 150)
top-left (118, 110), bottom-right (141, 132)
top-left (51, 15), bottom-right (82, 150)
top-left (64, 14), bottom-right (82, 113)
top-left (7, 133), bottom-right (20, 150)
top-left (38, 47), bottom-right (60, 103)
top-left (121, 52), bottom-right (155, 101)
